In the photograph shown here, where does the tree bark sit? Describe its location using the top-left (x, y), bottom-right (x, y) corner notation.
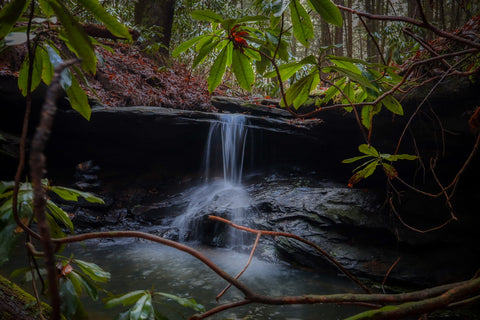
top-left (134, 0), bottom-right (176, 59)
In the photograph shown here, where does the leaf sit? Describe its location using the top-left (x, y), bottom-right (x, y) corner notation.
top-left (105, 290), bottom-right (148, 308)
top-left (382, 163), bottom-right (398, 179)
top-left (172, 34), bottom-right (210, 57)
top-left (243, 47), bottom-right (261, 61)
top-left (348, 160), bottom-right (378, 187)
top-left (47, 0), bottom-right (97, 74)
top-left (272, 0), bottom-right (291, 17)
top-left (264, 61), bottom-right (304, 80)
top-left (0, 0), bottom-right (29, 40)
top-left (324, 66), bottom-right (378, 91)
top-left (236, 15), bottom-right (269, 23)
top-left (361, 105), bottom-right (373, 130)
top-left (129, 293), bottom-right (153, 320)
top-left (207, 44), bottom-right (229, 93)
top-left (327, 55), bottom-right (379, 69)
top-left (59, 277), bottom-right (80, 320)
top-left (289, 0), bottom-right (314, 47)
top-left (341, 81), bottom-right (354, 105)
top-left (382, 95), bottom-right (404, 115)
top-left (66, 74), bottom-right (91, 120)
top-left (192, 38), bottom-right (221, 69)
top-left (381, 153), bottom-right (418, 161)
top-left (74, 259), bottom-right (111, 283)
top-left (307, 0), bottom-right (343, 27)
top-left (38, 0), bottom-right (54, 17)
top-left (77, 0), bottom-right (132, 41)
top-left (68, 271), bottom-right (99, 300)
top-left (328, 56), bottom-right (362, 75)
top-left (50, 186), bottom-right (104, 204)
top-left (45, 44), bottom-right (72, 90)
top-left (154, 292), bottom-right (205, 312)
top-left (45, 212), bottom-right (67, 243)
top-left (358, 144), bottom-right (379, 157)
top-left (232, 49), bottom-right (254, 91)
top-left (191, 10), bottom-right (223, 23)
top-left (0, 181), bottom-right (15, 194)
top-left (46, 200), bottom-right (74, 233)
top-left (341, 155), bottom-right (371, 164)
top-left (40, 47), bottom-right (54, 85)
top-left (267, 55), bottom-right (316, 80)
top-left (18, 49), bottom-right (43, 96)
top-left (285, 72), bottom-right (320, 109)
top-left (0, 212), bottom-right (20, 267)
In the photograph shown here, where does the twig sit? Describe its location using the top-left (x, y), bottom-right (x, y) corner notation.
top-left (357, 15), bottom-right (386, 65)
top-left (446, 132), bottom-right (480, 200)
top-left (209, 215), bottom-right (371, 293)
top-left (12, 0), bottom-right (40, 240)
top-left (389, 197), bottom-right (454, 233)
top-left (216, 232), bottom-right (261, 301)
top-left (337, 5), bottom-right (480, 49)
top-left (394, 65), bottom-right (454, 156)
top-left (382, 257), bottom-right (401, 293)
top-left (429, 158), bottom-right (457, 220)
top-left (403, 27), bottom-right (452, 70)
top-left (26, 243), bottom-right (46, 320)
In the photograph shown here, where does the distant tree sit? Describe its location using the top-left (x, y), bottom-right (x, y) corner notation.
top-left (135, 0), bottom-right (176, 58)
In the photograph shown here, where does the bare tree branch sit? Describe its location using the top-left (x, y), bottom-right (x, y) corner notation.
top-left (29, 59), bottom-right (79, 320)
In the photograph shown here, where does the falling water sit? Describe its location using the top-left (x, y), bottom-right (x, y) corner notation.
top-left (173, 114), bottom-right (251, 246)
top-left (204, 114), bottom-right (248, 183)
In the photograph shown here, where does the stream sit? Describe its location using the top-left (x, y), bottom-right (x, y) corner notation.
top-left (61, 240), bottom-right (364, 319)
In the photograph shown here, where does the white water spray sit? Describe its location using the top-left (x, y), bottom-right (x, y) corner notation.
top-left (173, 114), bottom-right (251, 246)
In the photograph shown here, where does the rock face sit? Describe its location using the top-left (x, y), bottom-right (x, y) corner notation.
top-left (245, 177), bottom-right (480, 286)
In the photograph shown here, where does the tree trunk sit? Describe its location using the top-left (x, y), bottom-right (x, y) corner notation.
top-left (346, 0), bottom-right (353, 57)
top-left (334, 0), bottom-right (344, 56)
top-left (365, 0), bottom-right (376, 62)
top-left (320, 21), bottom-right (332, 55)
top-left (0, 275), bottom-right (52, 320)
top-left (134, 0), bottom-right (176, 60)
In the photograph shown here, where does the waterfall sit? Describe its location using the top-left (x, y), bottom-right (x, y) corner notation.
top-left (172, 114), bottom-right (251, 246)
top-left (204, 114), bottom-right (248, 184)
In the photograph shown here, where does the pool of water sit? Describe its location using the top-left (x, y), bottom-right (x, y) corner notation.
top-left (3, 238), bottom-right (365, 320)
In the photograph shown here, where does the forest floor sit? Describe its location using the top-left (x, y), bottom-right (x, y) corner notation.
top-left (0, 40), bottom-right (217, 111)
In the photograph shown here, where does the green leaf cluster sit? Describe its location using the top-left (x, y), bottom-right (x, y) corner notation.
top-left (105, 289), bottom-right (205, 320)
top-left (0, 180), bottom-right (104, 266)
top-left (58, 257), bottom-right (111, 320)
top-left (342, 144), bottom-right (418, 186)
top-left (0, 0), bottom-right (132, 120)
top-left (173, 0), bottom-right (342, 94)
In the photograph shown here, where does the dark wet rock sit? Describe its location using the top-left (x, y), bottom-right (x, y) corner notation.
top-left (130, 196), bottom-right (188, 225)
top-left (211, 96), bottom-right (291, 118)
top-left (245, 176), bottom-right (480, 286)
top-left (71, 208), bottom-right (106, 229)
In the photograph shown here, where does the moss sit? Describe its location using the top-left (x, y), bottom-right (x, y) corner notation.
top-left (0, 274), bottom-right (52, 320)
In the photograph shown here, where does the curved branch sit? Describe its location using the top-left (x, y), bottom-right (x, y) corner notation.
top-left (209, 215), bottom-right (371, 293)
top-left (52, 230), bottom-right (257, 298)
